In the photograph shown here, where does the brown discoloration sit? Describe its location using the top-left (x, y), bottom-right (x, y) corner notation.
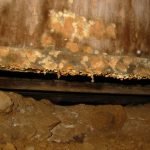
top-left (41, 33), bottom-right (56, 48)
top-left (90, 56), bottom-right (107, 72)
top-left (49, 10), bottom-right (116, 43)
top-left (0, 47), bottom-right (9, 57)
top-left (76, 18), bottom-right (85, 37)
top-left (82, 46), bottom-right (94, 54)
top-left (66, 42), bottom-right (79, 53)
top-left (63, 17), bottom-right (74, 38)
top-left (90, 21), bottom-right (106, 39)
top-left (0, 91), bottom-right (150, 149)
top-left (0, 0), bottom-right (48, 48)
top-left (0, 0), bottom-right (149, 56)
top-left (50, 22), bottom-right (62, 34)
top-left (0, 46), bottom-right (150, 79)
top-left (0, 44), bottom-right (149, 79)
top-left (106, 24), bottom-right (116, 39)
top-left (24, 50), bottom-right (42, 63)
top-left (89, 21), bottom-right (116, 40)
top-left (0, 0), bottom-right (149, 79)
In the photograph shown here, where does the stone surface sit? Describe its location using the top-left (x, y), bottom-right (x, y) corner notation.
top-left (0, 91), bottom-right (149, 149)
top-left (50, 105), bottom-right (126, 143)
top-left (0, 92), bottom-right (60, 142)
top-left (0, 91), bottom-right (13, 113)
top-left (3, 143), bottom-right (16, 150)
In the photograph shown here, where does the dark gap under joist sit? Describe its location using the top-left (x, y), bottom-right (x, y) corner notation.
top-left (0, 70), bottom-right (149, 105)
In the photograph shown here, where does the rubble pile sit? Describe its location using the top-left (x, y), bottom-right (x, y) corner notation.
top-left (0, 91), bottom-right (149, 150)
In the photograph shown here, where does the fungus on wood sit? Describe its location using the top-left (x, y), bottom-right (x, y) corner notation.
top-left (0, 0), bottom-right (149, 79)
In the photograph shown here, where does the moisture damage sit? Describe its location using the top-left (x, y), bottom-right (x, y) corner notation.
top-left (0, 0), bottom-right (149, 79)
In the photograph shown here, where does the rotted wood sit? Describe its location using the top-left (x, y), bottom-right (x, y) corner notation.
top-left (0, 0), bottom-right (150, 79)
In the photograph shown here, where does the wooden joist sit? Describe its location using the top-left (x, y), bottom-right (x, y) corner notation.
top-left (0, 75), bottom-right (149, 105)
top-left (0, 77), bottom-right (149, 96)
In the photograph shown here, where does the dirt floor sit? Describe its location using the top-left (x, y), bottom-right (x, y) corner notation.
top-left (0, 91), bottom-right (149, 150)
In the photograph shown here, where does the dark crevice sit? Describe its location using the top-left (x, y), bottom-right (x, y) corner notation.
top-left (0, 70), bottom-right (149, 105)
top-left (0, 90), bottom-right (149, 106)
top-left (0, 70), bottom-right (149, 85)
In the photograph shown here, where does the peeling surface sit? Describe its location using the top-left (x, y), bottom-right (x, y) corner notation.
top-left (0, 0), bottom-right (149, 79)
top-left (0, 46), bottom-right (149, 80)
top-left (49, 10), bottom-right (116, 41)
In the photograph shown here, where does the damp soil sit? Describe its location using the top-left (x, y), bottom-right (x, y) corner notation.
top-left (0, 91), bottom-right (149, 150)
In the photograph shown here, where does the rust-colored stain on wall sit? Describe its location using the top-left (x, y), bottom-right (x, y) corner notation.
top-left (0, 0), bottom-right (149, 79)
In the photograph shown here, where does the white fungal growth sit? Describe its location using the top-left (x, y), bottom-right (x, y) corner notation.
top-left (68, 0), bottom-right (74, 4)
top-left (82, 56), bottom-right (89, 62)
top-left (136, 49), bottom-right (142, 55)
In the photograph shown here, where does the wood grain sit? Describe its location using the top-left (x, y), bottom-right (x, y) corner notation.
top-left (0, 0), bottom-right (149, 56)
top-left (0, 77), bottom-right (149, 96)
top-left (0, 0), bottom-right (149, 79)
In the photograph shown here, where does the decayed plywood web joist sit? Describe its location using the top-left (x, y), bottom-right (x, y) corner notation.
top-left (0, 0), bottom-right (149, 79)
